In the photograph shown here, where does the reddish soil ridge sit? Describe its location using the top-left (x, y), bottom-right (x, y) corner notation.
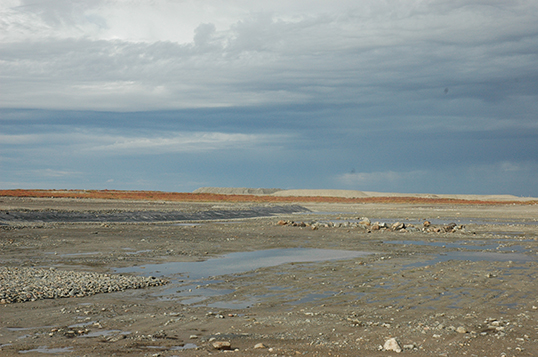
top-left (1, 189), bottom-right (536, 205)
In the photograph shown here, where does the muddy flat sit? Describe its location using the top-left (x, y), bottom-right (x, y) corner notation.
top-left (1, 195), bottom-right (538, 356)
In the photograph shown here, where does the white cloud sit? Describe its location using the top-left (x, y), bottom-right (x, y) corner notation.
top-left (469, 161), bottom-right (538, 175)
top-left (0, 129), bottom-right (291, 156)
top-left (89, 131), bottom-right (288, 154)
top-left (32, 168), bottom-right (82, 178)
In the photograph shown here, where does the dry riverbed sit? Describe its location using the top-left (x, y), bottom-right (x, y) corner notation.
top-left (1, 196), bottom-right (538, 356)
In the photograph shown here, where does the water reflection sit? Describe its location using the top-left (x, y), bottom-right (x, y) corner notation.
top-left (115, 248), bottom-right (371, 306)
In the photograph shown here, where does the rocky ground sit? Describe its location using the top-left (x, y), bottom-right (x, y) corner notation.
top-left (1, 196), bottom-right (538, 356)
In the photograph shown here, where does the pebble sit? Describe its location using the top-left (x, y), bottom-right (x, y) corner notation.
top-left (384, 337), bottom-right (402, 353)
top-left (0, 266), bottom-right (167, 304)
top-left (212, 341), bottom-right (232, 350)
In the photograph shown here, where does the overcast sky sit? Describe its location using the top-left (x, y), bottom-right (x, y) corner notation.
top-left (1, 0), bottom-right (538, 196)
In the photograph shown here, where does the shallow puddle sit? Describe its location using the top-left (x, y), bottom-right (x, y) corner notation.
top-left (115, 248), bottom-right (371, 306)
top-left (125, 249), bottom-right (153, 255)
top-left (205, 298), bottom-right (259, 309)
top-left (485, 231), bottom-right (525, 237)
top-left (7, 326), bottom-right (53, 332)
top-left (405, 251), bottom-right (536, 268)
top-left (143, 343), bottom-right (197, 351)
top-left (69, 321), bottom-right (96, 328)
top-left (171, 343), bottom-right (197, 350)
top-left (80, 330), bottom-right (129, 338)
top-left (116, 248), bottom-right (370, 279)
top-left (19, 346), bottom-right (73, 354)
top-left (386, 240), bottom-right (529, 253)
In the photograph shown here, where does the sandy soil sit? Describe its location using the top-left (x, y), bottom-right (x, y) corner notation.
top-left (1, 195), bottom-right (538, 356)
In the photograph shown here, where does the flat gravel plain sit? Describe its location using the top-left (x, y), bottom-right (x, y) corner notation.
top-left (1, 196), bottom-right (538, 356)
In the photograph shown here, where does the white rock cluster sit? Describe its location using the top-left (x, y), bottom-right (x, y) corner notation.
top-left (0, 266), bottom-right (166, 304)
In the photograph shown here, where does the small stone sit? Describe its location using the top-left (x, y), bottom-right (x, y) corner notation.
top-left (277, 220), bottom-right (287, 225)
top-left (108, 334), bottom-right (126, 342)
top-left (189, 334), bottom-right (198, 339)
top-left (444, 223), bottom-right (457, 232)
top-left (212, 341), bottom-right (231, 350)
top-left (423, 221), bottom-right (431, 227)
top-left (384, 337), bottom-right (402, 353)
top-left (391, 222), bottom-right (405, 231)
top-left (254, 343), bottom-right (267, 349)
top-left (456, 326), bottom-right (467, 334)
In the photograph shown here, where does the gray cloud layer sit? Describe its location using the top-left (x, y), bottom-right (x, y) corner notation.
top-left (2, 1), bottom-right (537, 111)
top-left (1, 1), bottom-right (538, 195)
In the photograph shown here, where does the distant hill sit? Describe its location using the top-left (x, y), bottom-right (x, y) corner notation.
top-left (193, 187), bottom-right (283, 195)
top-left (194, 187), bottom-right (534, 201)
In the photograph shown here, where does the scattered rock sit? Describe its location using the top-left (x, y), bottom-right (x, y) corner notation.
top-left (291, 221), bottom-right (307, 227)
top-left (384, 337), bottom-right (402, 353)
top-left (212, 341), bottom-right (232, 350)
top-left (278, 218), bottom-right (465, 235)
top-left (391, 222), bottom-right (406, 231)
top-left (254, 343), bottom-right (267, 349)
top-left (456, 326), bottom-right (468, 334)
top-left (444, 223), bottom-right (457, 232)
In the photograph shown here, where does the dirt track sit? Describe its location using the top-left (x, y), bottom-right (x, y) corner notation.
top-left (1, 196), bottom-right (538, 356)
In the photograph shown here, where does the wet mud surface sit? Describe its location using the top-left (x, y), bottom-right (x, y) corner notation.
top-left (1, 197), bottom-right (538, 356)
top-left (0, 204), bottom-right (306, 223)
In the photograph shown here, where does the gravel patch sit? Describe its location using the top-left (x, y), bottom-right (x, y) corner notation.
top-left (0, 266), bottom-right (166, 304)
